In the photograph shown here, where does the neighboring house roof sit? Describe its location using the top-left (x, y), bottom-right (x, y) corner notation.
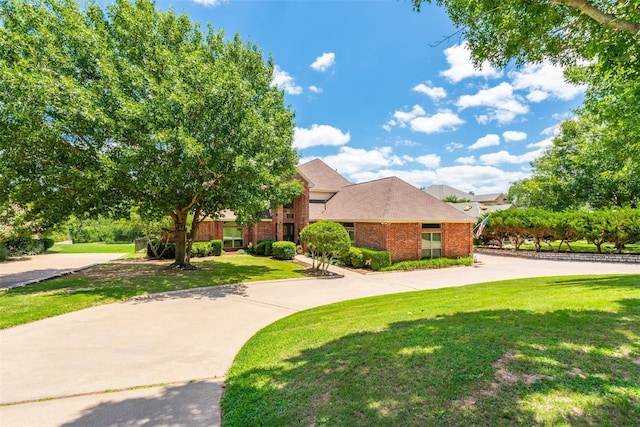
top-left (424, 184), bottom-right (473, 201)
top-left (313, 177), bottom-right (475, 223)
top-left (297, 158), bottom-right (352, 193)
top-left (425, 185), bottom-right (509, 205)
top-left (448, 202), bottom-right (514, 219)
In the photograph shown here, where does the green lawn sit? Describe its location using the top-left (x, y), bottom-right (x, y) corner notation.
top-left (47, 242), bottom-right (136, 254)
top-left (223, 274), bottom-right (640, 426)
top-left (0, 255), bottom-right (306, 329)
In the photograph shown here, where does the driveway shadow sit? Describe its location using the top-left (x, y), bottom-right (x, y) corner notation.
top-left (60, 380), bottom-right (222, 427)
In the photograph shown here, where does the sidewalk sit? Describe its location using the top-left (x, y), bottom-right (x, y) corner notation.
top-left (1, 255), bottom-right (638, 426)
top-left (0, 253), bottom-right (126, 290)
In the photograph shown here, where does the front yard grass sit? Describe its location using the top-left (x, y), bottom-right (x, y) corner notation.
top-left (0, 255), bottom-right (306, 329)
top-left (47, 242), bottom-right (136, 254)
top-left (223, 274), bottom-right (640, 426)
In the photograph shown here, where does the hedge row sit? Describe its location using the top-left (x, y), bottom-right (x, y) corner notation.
top-left (342, 246), bottom-right (392, 271)
top-left (477, 207), bottom-right (640, 253)
top-left (146, 239), bottom-right (222, 259)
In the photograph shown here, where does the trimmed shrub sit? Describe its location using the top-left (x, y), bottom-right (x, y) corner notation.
top-left (255, 240), bottom-right (274, 256)
top-left (210, 239), bottom-right (223, 256)
top-left (40, 237), bottom-right (55, 251)
top-left (345, 247), bottom-right (366, 268)
top-left (191, 242), bottom-right (212, 257)
top-left (246, 242), bottom-right (255, 254)
top-left (360, 248), bottom-right (392, 271)
top-left (272, 241), bottom-right (296, 260)
top-left (383, 256), bottom-right (473, 272)
top-left (264, 240), bottom-right (274, 256)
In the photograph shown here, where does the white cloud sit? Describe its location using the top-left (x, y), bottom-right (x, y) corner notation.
top-left (415, 154), bottom-right (441, 169)
top-left (502, 131), bottom-right (527, 142)
top-left (510, 61), bottom-right (586, 101)
top-left (456, 82), bottom-right (528, 124)
top-left (191, 0), bottom-right (226, 6)
top-left (445, 142), bottom-right (464, 152)
top-left (434, 165), bottom-right (529, 194)
top-left (271, 66), bottom-right (303, 95)
top-left (321, 146), bottom-right (403, 176)
top-left (455, 155), bottom-right (477, 165)
top-left (478, 149), bottom-right (543, 165)
top-left (468, 134), bottom-right (500, 150)
top-left (310, 52), bottom-right (336, 72)
top-left (440, 42), bottom-right (503, 83)
top-left (526, 90), bottom-right (549, 102)
top-left (526, 137), bottom-right (554, 149)
top-left (410, 109), bottom-right (465, 134)
top-left (308, 85), bottom-right (323, 94)
top-left (311, 148), bottom-right (531, 193)
top-left (412, 82), bottom-right (447, 101)
top-left (392, 104), bottom-right (426, 127)
top-left (293, 125), bottom-right (350, 149)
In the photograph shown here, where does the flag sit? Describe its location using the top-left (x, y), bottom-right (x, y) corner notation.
top-left (475, 215), bottom-right (490, 238)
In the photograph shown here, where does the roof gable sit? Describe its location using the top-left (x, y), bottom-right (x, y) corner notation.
top-left (297, 158), bottom-right (352, 192)
top-left (315, 177), bottom-right (475, 223)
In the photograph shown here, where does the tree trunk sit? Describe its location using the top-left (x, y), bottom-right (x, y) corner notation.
top-left (173, 210), bottom-right (189, 268)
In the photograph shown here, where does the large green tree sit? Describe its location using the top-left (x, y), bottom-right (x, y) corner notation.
top-left (508, 114), bottom-right (640, 210)
top-left (412, 1), bottom-right (640, 210)
top-left (411, 0), bottom-right (640, 70)
top-left (0, 0), bottom-right (301, 267)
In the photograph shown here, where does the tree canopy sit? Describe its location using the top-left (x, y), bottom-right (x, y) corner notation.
top-left (411, 1), bottom-right (640, 211)
top-left (0, 0), bottom-right (302, 267)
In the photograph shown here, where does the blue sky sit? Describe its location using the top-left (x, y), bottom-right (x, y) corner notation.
top-left (152, 0), bottom-right (584, 194)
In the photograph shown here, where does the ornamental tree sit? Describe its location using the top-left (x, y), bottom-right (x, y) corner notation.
top-left (0, 0), bottom-right (301, 268)
top-left (299, 220), bottom-right (351, 273)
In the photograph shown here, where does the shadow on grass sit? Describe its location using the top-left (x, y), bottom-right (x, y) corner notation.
top-left (223, 299), bottom-right (640, 426)
top-left (549, 275), bottom-right (640, 290)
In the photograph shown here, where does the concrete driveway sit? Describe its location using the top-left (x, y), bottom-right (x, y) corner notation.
top-left (1, 255), bottom-right (638, 426)
top-left (0, 253), bottom-right (126, 290)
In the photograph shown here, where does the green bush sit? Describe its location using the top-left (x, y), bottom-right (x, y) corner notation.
top-left (147, 239), bottom-right (175, 259)
top-left (3, 237), bottom-right (45, 256)
top-left (210, 239), bottom-right (223, 256)
top-left (360, 248), bottom-right (392, 271)
top-left (255, 240), bottom-right (274, 256)
top-left (191, 242), bottom-right (211, 257)
top-left (40, 237), bottom-right (55, 251)
top-left (383, 256), bottom-right (474, 272)
top-left (0, 243), bottom-right (8, 261)
top-left (345, 247), bottom-right (366, 268)
top-left (272, 241), bottom-right (296, 260)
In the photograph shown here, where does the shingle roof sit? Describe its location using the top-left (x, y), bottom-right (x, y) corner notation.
top-left (313, 177), bottom-right (475, 223)
top-left (424, 184), bottom-right (472, 201)
top-left (297, 158), bottom-right (352, 192)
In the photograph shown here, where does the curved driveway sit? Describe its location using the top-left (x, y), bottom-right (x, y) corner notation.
top-left (1, 255), bottom-right (638, 426)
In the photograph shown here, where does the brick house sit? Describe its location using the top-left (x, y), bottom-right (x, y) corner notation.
top-left (194, 158), bottom-right (475, 262)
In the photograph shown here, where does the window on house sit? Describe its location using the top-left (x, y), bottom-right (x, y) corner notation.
top-left (223, 222), bottom-right (244, 248)
top-left (341, 222), bottom-right (355, 241)
top-left (422, 223), bottom-right (441, 229)
top-left (421, 232), bottom-right (442, 259)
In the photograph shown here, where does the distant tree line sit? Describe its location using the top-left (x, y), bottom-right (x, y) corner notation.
top-left (476, 208), bottom-right (640, 254)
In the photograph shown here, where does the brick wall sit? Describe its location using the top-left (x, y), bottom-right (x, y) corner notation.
top-left (354, 223), bottom-right (387, 251)
top-left (386, 223), bottom-right (421, 262)
top-left (354, 221), bottom-right (473, 262)
top-left (442, 222), bottom-right (473, 258)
